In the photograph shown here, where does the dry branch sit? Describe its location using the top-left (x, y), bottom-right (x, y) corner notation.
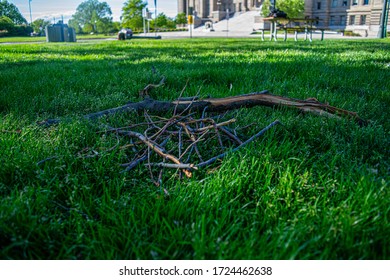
top-left (114, 128), bottom-right (193, 178)
top-left (197, 120), bottom-right (281, 168)
top-left (39, 91), bottom-right (367, 127)
top-left (37, 86), bottom-right (367, 185)
top-left (139, 76), bottom-right (166, 97)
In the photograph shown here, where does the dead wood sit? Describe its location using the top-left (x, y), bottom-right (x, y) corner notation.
top-left (39, 91), bottom-right (367, 127)
top-left (36, 86), bottom-right (367, 185)
top-left (112, 127), bottom-right (193, 178)
top-left (139, 76), bottom-right (166, 98)
top-left (196, 120), bottom-right (281, 168)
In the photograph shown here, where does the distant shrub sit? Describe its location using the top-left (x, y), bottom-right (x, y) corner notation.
top-left (343, 30), bottom-right (361, 37)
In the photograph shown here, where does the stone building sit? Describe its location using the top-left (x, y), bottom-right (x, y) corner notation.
top-left (305, 0), bottom-right (388, 36)
top-left (178, 0), bottom-right (389, 35)
top-left (177, 0), bottom-right (263, 22)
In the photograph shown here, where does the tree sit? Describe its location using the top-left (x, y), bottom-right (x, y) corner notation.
top-left (0, 0), bottom-right (27, 25)
top-left (96, 17), bottom-right (114, 34)
top-left (175, 13), bottom-right (187, 25)
top-left (68, 18), bottom-right (83, 34)
top-left (154, 13), bottom-right (167, 27)
top-left (151, 13), bottom-right (175, 29)
top-left (261, 0), bottom-right (304, 19)
top-left (69, 0), bottom-right (113, 34)
top-left (0, 15), bottom-right (13, 32)
top-left (32, 18), bottom-right (50, 34)
top-left (121, 0), bottom-right (147, 31)
top-left (112, 21), bottom-right (121, 32)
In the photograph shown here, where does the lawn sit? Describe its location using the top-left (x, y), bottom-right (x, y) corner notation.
top-left (0, 38), bottom-right (389, 260)
top-left (0, 34), bottom-right (115, 44)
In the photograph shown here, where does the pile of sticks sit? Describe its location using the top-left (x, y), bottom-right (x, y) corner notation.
top-left (38, 79), bottom-right (367, 185)
top-left (103, 108), bottom-right (281, 185)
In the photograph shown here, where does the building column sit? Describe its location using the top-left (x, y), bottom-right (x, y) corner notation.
top-left (177, 0), bottom-right (186, 14)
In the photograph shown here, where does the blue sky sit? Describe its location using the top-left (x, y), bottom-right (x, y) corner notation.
top-left (9, 0), bottom-right (177, 23)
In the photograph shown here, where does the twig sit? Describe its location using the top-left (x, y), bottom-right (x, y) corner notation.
top-left (1, 129), bottom-right (22, 134)
top-left (37, 156), bottom-right (59, 166)
top-left (178, 127), bottom-right (183, 158)
top-left (194, 119), bottom-right (237, 132)
top-left (184, 145), bottom-right (195, 164)
top-left (220, 127), bottom-right (243, 145)
top-left (212, 121), bottom-right (224, 150)
top-left (145, 162), bottom-right (197, 170)
top-left (121, 153), bottom-right (147, 169)
top-left (51, 200), bottom-right (90, 221)
top-left (139, 76), bottom-right (165, 98)
top-left (177, 122), bottom-right (204, 162)
top-left (200, 106), bottom-right (208, 129)
top-left (196, 120), bottom-right (282, 168)
top-left (147, 146), bottom-right (156, 184)
top-left (117, 128), bottom-right (192, 177)
top-left (174, 80), bottom-right (189, 116)
top-left (179, 130), bottom-right (208, 160)
top-left (121, 137), bottom-right (170, 173)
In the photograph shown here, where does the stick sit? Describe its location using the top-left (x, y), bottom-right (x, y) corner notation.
top-left (1, 129), bottom-right (22, 134)
top-left (118, 129), bottom-right (192, 178)
top-left (39, 91), bottom-right (367, 127)
top-left (37, 156), bottom-right (59, 166)
top-left (145, 163), bottom-right (198, 170)
top-left (139, 76), bottom-right (165, 97)
top-left (195, 119), bottom-right (237, 132)
top-left (196, 120), bottom-right (282, 168)
top-left (121, 154), bottom-right (148, 172)
top-left (179, 130), bottom-right (208, 160)
top-left (219, 126), bottom-right (243, 145)
top-left (177, 122), bottom-right (204, 162)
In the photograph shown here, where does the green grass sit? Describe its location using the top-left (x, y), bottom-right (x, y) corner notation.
top-left (0, 34), bottom-right (114, 44)
top-left (0, 38), bottom-right (389, 260)
top-left (0, 36), bottom-right (47, 43)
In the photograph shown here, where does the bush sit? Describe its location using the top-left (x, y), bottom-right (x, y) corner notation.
top-left (343, 30), bottom-right (361, 37)
top-left (0, 16), bottom-right (14, 32)
top-left (10, 25), bottom-right (33, 36)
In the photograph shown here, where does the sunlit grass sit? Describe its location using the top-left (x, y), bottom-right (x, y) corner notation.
top-left (0, 38), bottom-right (389, 259)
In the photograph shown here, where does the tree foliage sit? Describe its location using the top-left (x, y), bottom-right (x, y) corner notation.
top-left (261, 0), bottom-right (304, 19)
top-left (32, 18), bottom-right (50, 34)
top-left (69, 0), bottom-right (113, 34)
top-left (121, 0), bottom-right (147, 30)
top-left (0, 15), bottom-right (13, 31)
top-left (175, 13), bottom-right (187, 25)
top-left (151, 13), bottom-right (175, 29)
top-left (0, 0), bottom-right (27, 25)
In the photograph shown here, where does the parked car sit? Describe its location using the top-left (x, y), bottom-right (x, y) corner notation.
top-left (118, 28), bottom-right (133, 40)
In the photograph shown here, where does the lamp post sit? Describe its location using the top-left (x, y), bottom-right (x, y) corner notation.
top-left (143, 8), bottom-right (146, 34)
top-left (378, 0), bottom-right (389, 38)
top-left (28, 0), bottom-right (33, 25)
top-left (226, 12), bottom-right (229, 37)
top-left (217, 0), bottom-right (221, 22)
top-left (154, 0), bottom-right (157, 37)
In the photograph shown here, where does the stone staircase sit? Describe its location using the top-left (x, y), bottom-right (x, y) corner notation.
top-left (195, 11), bottom-right (260, 33)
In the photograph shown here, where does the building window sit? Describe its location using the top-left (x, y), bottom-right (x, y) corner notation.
top-left (363, 0), bottom-right (369, 4)
top-left (330, 16), bottom-right (335, 25)
top-left (361, 15), bottom-right (367, 25)
top-left (342, 0), bottom-right (348, 6)
top-left (350, 15), bottom-right (355, 25)
top-left (340, 15), bottom-right (346, 25)
top-left (332, 0), bottom-right (338, 7)
top-left (317, 2), bottom-right (321, 9)
top-left (352, 0), bottom-right (358, 5)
